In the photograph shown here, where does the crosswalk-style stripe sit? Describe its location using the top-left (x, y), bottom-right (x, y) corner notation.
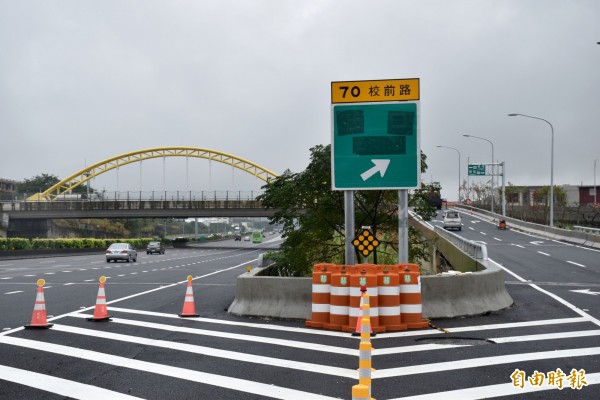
top-left (374, 347), bottom-right (600, 379)
top-left (0, 336), bottom-right (340, 400)
top-left (67, 313), bottom-right (357, 356)
top-left (387, 373), bottom-right (600, 399)
top-left (105, 306), bottom-right (353, 338)
top-left (51, 324), bottom-right (356, 378)
top-left (0, 364), bottom-right (144, 400)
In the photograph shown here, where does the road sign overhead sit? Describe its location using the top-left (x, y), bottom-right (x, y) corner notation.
top-left (468, 164), bottom-right (486, 176)
top-left (331, 102), bottom-right (420, 190)
top-left (331, 78), bottom-right (419, 103)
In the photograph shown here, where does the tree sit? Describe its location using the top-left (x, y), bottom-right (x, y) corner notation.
top-left (258, 144), bottom-right (433, 276)
top-left (17, 173), bottom-right (93, 196)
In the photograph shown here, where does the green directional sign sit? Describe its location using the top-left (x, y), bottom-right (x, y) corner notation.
top-left (468, 164), bottom-right (486, 176)
top-left (331, 102), bottom-right (420, 190)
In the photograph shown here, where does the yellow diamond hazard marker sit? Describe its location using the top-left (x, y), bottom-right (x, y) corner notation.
top-left (352, 228), bottom-right (380, 258)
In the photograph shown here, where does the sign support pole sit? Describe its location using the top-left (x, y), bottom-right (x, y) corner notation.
top-left (344, 190), bottom-right (355, 265)
top-left (501, 162), bottom-right (506, 217)
top-left (398, 189), bottom-right (409, 263)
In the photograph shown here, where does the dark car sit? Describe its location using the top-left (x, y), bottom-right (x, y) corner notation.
top-left (234, 233), bottom-right (242, 241)
top-left (146, 241), bottom-right (165, 255)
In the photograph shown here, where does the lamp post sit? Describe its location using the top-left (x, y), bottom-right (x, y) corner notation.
top-left (437, 145), bottom-right (461, 203)
top-left (508, 113), bottom-right (555, 227)
top-left (595, 159), bottom-right (598, 206)
top-left (463, 134), bottom-right (495, 214)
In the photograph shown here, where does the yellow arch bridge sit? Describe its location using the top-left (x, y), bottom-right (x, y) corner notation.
top-left (27, 147), bottom-right (279, 201)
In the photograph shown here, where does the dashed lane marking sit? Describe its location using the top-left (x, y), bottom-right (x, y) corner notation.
top-left (567, 261), bottom-right (587, 268)
top-left (537, 251), bottom-right (550, 256)
top-left (4, 291), bottom-right (23, 295)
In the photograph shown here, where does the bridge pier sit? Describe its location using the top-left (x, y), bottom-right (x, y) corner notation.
top-left (8, 218), bottom-right (52, 239)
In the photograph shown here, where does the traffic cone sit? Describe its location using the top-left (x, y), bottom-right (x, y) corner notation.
top-left (179, 275), bottom-right (199, 317)
top-left (87, 276), bottom-right (112, 322)
top-left (24, 279), bottom-right (53, 329)
top-left (353, 292), bottom-right (375, 337)
top-left (352, 294), bottom-right (366, 336)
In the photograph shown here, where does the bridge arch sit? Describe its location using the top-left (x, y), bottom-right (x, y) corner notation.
top-left (28, 147), bottom-right (279, 201)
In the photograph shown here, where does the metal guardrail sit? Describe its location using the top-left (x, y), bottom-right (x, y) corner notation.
top-left (434, 225), bottom-right (488, 261)
top-left (573, 225), bottom-right (600, 235)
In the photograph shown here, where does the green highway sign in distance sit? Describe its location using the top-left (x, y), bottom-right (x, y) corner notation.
top-left (468, 164), bottom-right (486, 176)
top-left (331, 102), bottom-right (420, 190)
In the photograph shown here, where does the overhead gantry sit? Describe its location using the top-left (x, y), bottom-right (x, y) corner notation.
top-left (27, 147), bottom-right (279, 201)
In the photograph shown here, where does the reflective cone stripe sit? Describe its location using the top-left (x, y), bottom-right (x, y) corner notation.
top-left (360, 305), bottom-right (372, 342)
top-left (358, 341), bottom-right (373, 394)
top-left (25, 284), bottom-right (53, 329)
top-left (377, 271), bottom-right (406, 332)
top-left (351, 294), bottom-right (365, 336)
top-left (88, 278), bottom-right (111, 321)
top-left (179, 278), bottom-right (199, 317)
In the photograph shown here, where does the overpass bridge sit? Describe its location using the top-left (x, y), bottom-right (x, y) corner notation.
top-left (1, 147), bottom-right (280, 238)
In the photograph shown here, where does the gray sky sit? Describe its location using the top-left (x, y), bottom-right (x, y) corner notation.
top-left (1, 0), bottom-right (599, 200)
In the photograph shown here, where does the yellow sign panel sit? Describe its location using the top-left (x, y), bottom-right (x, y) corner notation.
top-left (331, 78), bottom-right (419, 104)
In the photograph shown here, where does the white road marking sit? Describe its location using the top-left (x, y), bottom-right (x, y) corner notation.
top-left (69, 313), bottom-right (356, 355)
top-left (480, 232), bottom-right (487, 236)
top-left (513, 244), bottom-right (525, 249)
top-left (63, 283), bottom-right (75, 286)
top-left (537, 251), bottom-right (550, 256)
top-left (490, 329), bottom-right (600, 343)
top-left (375, 347), bottom-right (600, 379)
top-left (52, 324), bottom-right (356, 378)
top-left (4, 291), bottom-right (23, 295)
top-left (0, 336), bottom-right (340, 400)
top-left (44, 272), bottom-right (55, 275)
top-left (567, 261), bottom-right (586, 268)
top-left (0, 364), bottom-right (143, 400)
top-left (0, 277), bottom-right (13, 280)
top-left (83, 279), bottom-right (94, 282)
top-left (23, 274), bottom-right (35, 277)
top-left (493, 237), bottom-right (502, 242)
top-left (530, 241), bottom-right (544, 245)
top-left (469, 227), bottom-right (475, 231)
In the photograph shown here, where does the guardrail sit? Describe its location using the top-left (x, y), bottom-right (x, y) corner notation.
top-left (434, 225), bottom-right (488, 261)
top-left (455, 205), bottom-right (600, 250)
top-left (573, 225), bottom-right (600, 235)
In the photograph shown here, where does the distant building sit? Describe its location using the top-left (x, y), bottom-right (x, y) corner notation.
top-left (579, 186), bottom-right (599, 205)
top-left (0, 178), bottom-right (20, 194)
top-left (505, 185), bottom-right (579, 206)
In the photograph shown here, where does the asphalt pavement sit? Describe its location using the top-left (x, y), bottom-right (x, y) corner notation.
top-left (0, 226), bottom-right (599, 399)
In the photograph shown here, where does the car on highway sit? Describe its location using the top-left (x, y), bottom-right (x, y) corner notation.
top-left (243, 235), bottom-right (250, 241)
top-left (442, 211), bottom-right (462, 231)
top-left (146, 241), bottom-right (165, 255)
top-left (234, 233), bottom-right (242, 241)
top-left (106, 243), bottom-right (138, 262)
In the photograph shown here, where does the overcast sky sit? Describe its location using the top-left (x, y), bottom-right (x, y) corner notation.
top-left (1, 0), bottom-right (599, 200)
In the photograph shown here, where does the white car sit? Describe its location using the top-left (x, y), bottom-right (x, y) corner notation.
top-left (106, 243), bottom-right (138, 263)
top-left (443, 211), bottom-right (462, 231)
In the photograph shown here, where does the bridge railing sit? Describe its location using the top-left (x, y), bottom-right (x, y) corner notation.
top-left (1, 190), bottom-right (264, 203)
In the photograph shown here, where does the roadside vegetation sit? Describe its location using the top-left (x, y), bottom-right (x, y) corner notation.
top-left (258, 144), bottom-right (439, 277)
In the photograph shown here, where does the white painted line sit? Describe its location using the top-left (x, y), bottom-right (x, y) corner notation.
top-left (0, 277), bottom-right (13, 280)
top-left (105, 307), bottom-right (353, 338)
top-left (83, 279), bottom-right (94, 282)
top-left (480, 232), bottom-right (487, 236)
top-left (4, 291), bottom-right (23, 295)
top-left (513, 244), bottom-right (525, 249)
top-left (0, 364), bottom-right (144, 400)
top-left (469, 227), bottom-right (475, 231)
top-left (52, 324), bottom-right (355, 378)
top-left (44, 272), bottom-right (55, 275)
top-left (69, 314), bottom-right (356, 356)
top-left (388, 373), bottom-right (600, 399)
top-left (489, 258), bottom-right (600, 327)
top-left (62, 271), bottom-right (72, 273)
top-left (567, 261), bottom-right (586, 268)
top-left (0, 337), bottom-right (340, 400)
top-left (375, 343), bottom-right (470, 355)
top-left (493, 238), bottom-right (502, 242)
top-left (377, 317), bottom-right (589, 339)
top-left (375, 347), bottom-right (600, 379)
top-left (530, 241), bottom-right (544, 245)
top-left (537, 251), bottom-right (550, 256)
top-left (491, 329), bottom-right (600, 343)
top-left (23, 275), bottom-right (35, 277)
top-left (63, 283), bottom-right (75, 286)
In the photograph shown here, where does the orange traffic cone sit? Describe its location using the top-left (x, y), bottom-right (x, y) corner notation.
top-left (87, 276), bottom-right (112, 322)
top-left (179, 275), bottom-right (199, 317)
top-left (352, 290), bottom-right (375, 337)
top-left (24, 279), bottom-right (53, 329)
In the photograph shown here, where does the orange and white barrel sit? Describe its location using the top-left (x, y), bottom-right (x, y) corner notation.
top-left (305, 264), bottom-right (333, 328)
top-left (345, 266), bottom-right (381, 333)
top-left (377, 270), bottom-right (406, 331)
top-left (324, 268), bottom-right (350, 330)
top-left (399, 266), bottom-right (429, 329)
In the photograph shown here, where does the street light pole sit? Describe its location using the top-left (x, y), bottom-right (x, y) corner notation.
top-left (463, 134), bottom-right (495, 214)
top-left (508, 113), bottom-right (555, 227)
top-left (595, 159), bottom-right (598, 206)
top-left (437, 145), bottom-right (461, 203)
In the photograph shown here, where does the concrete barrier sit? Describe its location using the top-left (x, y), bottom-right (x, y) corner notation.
top-left (228, 261), bottom-right (513, 320)
top-left (227, 266), bottom-right (312, 319)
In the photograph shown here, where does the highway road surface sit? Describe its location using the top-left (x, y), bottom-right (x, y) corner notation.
top-left (0, 225), bottom-right (599, 399)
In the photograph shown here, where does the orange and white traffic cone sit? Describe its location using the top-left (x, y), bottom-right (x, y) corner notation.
top-left (353, 291), bottom-right (375, 337)
top-left (24, 279), bottom-right (53, 329)
top-left (179, 275), bottom-right (199, 318)
top-left (87, 276), bottom-right (112, 322)
top-left (352, 293), bottom-right (366, 336)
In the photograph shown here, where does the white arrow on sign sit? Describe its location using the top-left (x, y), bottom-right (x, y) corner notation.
top-left (360, 159), bottom-right (391, 181)
top-left (570, 289), bottom-right (600, 296)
